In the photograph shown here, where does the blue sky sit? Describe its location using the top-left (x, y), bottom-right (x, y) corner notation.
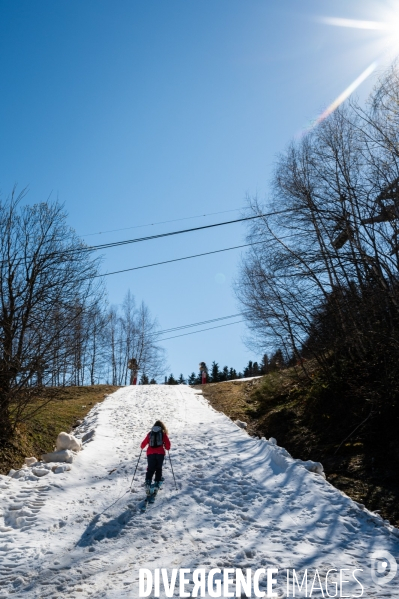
top-left (0, 0), bottom-right (397, 379)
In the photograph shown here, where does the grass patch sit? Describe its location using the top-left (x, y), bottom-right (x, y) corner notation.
top-left (0, 385), bottom-right (119, 475)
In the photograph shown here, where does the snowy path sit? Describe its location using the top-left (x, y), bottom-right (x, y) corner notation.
top-left (0, 385), bottom-right (398, 598)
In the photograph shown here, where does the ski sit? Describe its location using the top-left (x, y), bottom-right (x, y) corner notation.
top-left (148, 481), bottom-right (159, 503)
top-left (153, 480), bottom-right (164, 496)
top-left (140, 479), bottom-right (163, 511)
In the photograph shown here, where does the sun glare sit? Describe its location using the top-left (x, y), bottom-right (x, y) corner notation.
top-left (299, 5), bottom-right (399, 137)
top-left (321, 17), bottom-right (390, 30)
top-left (320, 4), bottom-right (399, 58)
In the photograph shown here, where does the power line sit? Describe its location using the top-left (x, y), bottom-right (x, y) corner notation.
top-left (158, 320), bottom-right (244, 341)
top-left (83, 210), bottom-right (292, 253)
top-left (94, 241), bottom-right (263, 278)
top-left (94, 229), bottom-right (298, 278)
top-left (81, 207), bottom-right (244, 237)
top-left (154, 313), bottom-right (242, 336)
top-left (81, 312), bottom-right (245, 352)
top-left (1, 208), bottom-right (292, 265)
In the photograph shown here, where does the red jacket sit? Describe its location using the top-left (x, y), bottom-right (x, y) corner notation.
top-left (141, 431), bottom-right (171, 455)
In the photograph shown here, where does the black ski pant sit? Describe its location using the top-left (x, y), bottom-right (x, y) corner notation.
top-left (145, 454), bottom-right (165, 483)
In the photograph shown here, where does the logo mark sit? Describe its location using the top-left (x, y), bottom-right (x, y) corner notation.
top-left (370, 550), bottom-right (397, 586)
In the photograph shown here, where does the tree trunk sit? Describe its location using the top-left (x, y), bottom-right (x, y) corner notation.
top-left (0, 387), bottom-right (12, 441)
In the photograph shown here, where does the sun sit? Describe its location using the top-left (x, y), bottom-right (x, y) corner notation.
top-left (299, 4), bottom-right (399, 136)
top-left (320, 2), bottom-right (399, 59)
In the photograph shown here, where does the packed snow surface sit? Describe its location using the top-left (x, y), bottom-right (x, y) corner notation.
top-left (0, 385), bottom-right (398, 598)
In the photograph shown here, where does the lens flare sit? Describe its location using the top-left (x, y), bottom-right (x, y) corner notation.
top-left (315, 62), bottom-right (378, 125)
top-left (319, 17), bottom-right (389, 30)
top-left (298, 62), bottom-right (378, 138)
top-left (319, 10), bottom-right (399, 56)
top-left (299, 6), bottom-right (399, 138)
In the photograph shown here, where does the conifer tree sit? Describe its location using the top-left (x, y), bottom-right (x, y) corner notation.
top-left (187, 372), bottom-right (198, 385)
top-left (270, 349), bottom-right (284, 370)
top-left (260, 354), bottom-right (269, 374)
top-left (219, 366), bottom-right (229, 381)
top-left (210, 361), bottom-right (220, 382)
top-left (229, 367), bottom-right (237, 380)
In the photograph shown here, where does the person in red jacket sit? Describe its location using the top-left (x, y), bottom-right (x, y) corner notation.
top-left (140, 420), bottom-right (171, 494)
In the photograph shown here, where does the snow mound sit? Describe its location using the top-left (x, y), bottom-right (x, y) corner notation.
top-left (56, 431), bottom-right (82, 452)
top-left (299, 459), bottom-right (325, 477)
top-left (32, 467), bottom-right (49, 477)
top-left (41, 449), bottom-right (75, 463)
top-left (53, 464), bottom-right (71, 474)
top-left (234, 419), bottom-right (247, 429)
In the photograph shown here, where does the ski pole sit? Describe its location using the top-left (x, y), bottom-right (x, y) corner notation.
top-left (130, 449), bottom-right (143, 491)
top-left (168, 450), bottom-right (178, 490)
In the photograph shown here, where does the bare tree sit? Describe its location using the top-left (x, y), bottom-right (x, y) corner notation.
top-left (0, 190), bottom-right (103, 440)
top-left (237, 62), bottom-right (399, 392)
top-left (105, 291), bottom-right (166, 385)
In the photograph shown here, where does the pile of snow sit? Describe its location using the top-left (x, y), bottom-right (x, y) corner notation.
top-left (41, 431), bottom-right (82, 464)
top-left (56, 431), bottom-right (82, 452)
top-left (234, 419), bottom-right (247, 429)
top-left (8, 461), bottom-right (72, 481)
top-left (41, 449), bottom-right (75, 464)
top-left (258, 435), bottom-right (326, 477)
top-left (220, 375), bottom-right (264, 383)
top-left (7, 425), bottom-right (96, 481)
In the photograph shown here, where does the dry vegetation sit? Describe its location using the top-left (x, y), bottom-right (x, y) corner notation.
top-left (0, 385), bottom-right (118, 476)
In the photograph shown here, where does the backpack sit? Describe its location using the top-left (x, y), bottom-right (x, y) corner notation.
top-left (149, 426), bottom-right (163, 448)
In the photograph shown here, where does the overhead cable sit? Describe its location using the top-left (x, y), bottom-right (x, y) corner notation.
top-left (94, 230), bottom-right (298, 278)
top-left (93, 242), bottom-right (265, 278)
top-left (157, 320), bottom-right (244, 341)
top-left (81, 207), bottom-right (243, 237)
top-left (1, 208), bottom-right (293, 265)
top-left (153, 313), bottom-right (242, 336)
top-left (82, 210), bottom-right (292, 253)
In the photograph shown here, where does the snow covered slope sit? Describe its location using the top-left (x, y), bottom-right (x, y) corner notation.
top-left (0, 385), bottom-right (398, 598)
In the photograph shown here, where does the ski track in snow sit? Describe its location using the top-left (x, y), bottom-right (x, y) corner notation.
top-left (0, 385), bottom-right (398, 598)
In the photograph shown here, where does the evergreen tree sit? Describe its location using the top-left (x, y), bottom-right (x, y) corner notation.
top-left (243, 360), bottom-right (253, 377)
top-left (220, 366), bottom-right (229, 381)
top-left (140, 373), bottom-right (149, 385)
top-left (187, 372), bottom-right (197, 385)
top-left (253, 361), bottom-right (260, 375)
top-left (178, 374), bottom-right (186, 384)
top-left (260, 354), bottom-right (269, 374)
top-left (149, 378), bottom-right (157, 384)
top-left (167, 373), bottom-right (178, 385)
top-left (210, 361), bottom-right (220, 382)
top-left (270, 349), bottom-right (284, 370)
top-left (228, 367), bottom-right (237, 380)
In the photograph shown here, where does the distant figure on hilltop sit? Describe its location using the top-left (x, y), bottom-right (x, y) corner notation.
top-left (199, 361), bottom-right (208, 384)
top-left (128, 357), bottom-right (139, 385)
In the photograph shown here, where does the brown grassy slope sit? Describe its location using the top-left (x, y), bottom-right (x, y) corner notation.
top-left (196, 372), bottom-right (399, 528)
top-left (0, 385), bottom-right (119, 475)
